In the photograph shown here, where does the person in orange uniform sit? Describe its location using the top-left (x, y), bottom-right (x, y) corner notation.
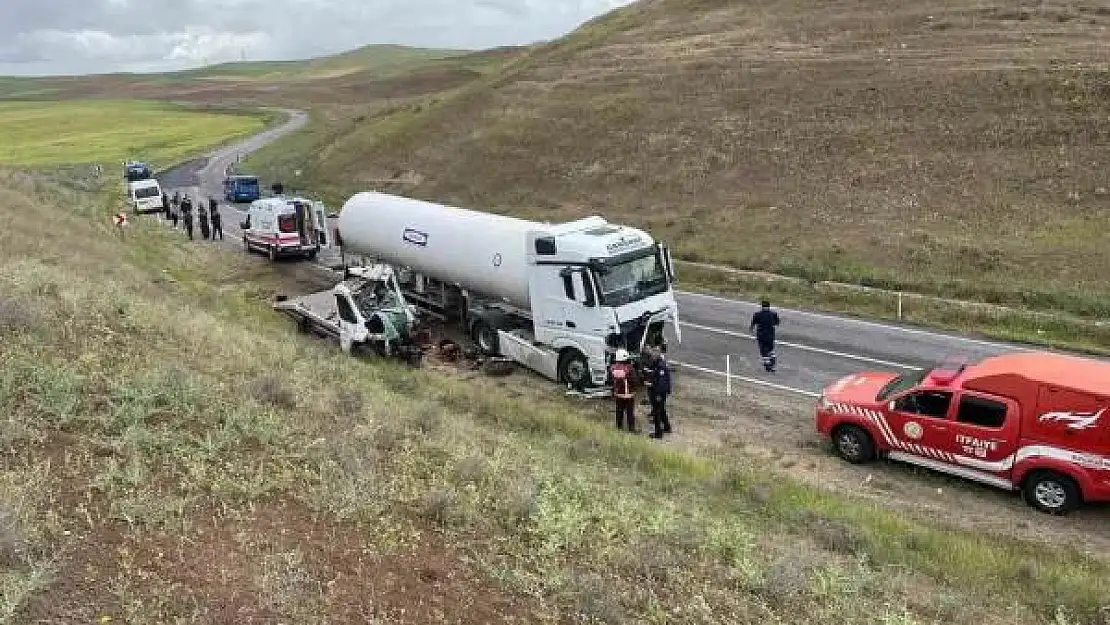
top-left (609, 348), bottom-right (638, 432)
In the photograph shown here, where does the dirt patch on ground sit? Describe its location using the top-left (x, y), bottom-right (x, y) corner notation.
top-left (20, 485), bottom-right (544, 624)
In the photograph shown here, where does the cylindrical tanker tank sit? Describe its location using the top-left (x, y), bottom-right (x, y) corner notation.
top-left (338, 192), bottom-right (539, 309)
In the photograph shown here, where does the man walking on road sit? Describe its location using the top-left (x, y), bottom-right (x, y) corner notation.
top-left (643, 347), bottom-right (673, 438)
top-left (609, 348), bottom-right (638, 433)
top-left (750, 300), bottom-right (781, 372)
top-left (209, 197), bottom-right (223, 240)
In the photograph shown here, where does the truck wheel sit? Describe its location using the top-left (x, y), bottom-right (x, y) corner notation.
top-left (558, 350), bottom-right (590, 391)
top-left (1022, 471), bottom-right (1081, 515)
top-left (472, 321), bottom-right (499, 355)
top-left (832, 425), bottom-right (875, 464)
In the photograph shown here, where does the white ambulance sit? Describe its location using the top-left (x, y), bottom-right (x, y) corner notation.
top-left (240, 196), bottom-right (330, 261)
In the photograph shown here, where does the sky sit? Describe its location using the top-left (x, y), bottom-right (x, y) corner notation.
top-left (0, 0), bottom-right (634, 76)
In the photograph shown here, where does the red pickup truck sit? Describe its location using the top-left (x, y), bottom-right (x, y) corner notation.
top-left (815, 352), bottom-right (1110, 515)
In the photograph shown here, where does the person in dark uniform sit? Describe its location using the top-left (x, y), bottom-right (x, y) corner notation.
top-left (209, 197), bottom-right (223, 240)
top-left (161, 192), bottom-right (171, 221)
top-left (197, 202), bottom-right (210, 239)
top-left (750, 300), bottom-right (781, 372)
top-left (180, 195), bottom-right (194, 240)
top-left (643, 347), bottom-right (673, 438)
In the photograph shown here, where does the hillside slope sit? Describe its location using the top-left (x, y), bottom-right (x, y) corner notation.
top-left (0, 46), bottom-right (513, 108)
top-left (279, 0), bottom-right (1110, 318)
top-left (169, 44), bottom-right (468, 81)
top-left (2, 167), bottom-right (1109, 624)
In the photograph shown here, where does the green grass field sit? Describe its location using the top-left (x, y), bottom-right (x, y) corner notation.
top-left (0, 168), bottom-right (1106, 623)
top-left (0, 99), bottom-right (267, 168)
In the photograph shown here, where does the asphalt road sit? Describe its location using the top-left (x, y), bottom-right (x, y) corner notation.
top-left (157, 108), bottom-right (1034, 400)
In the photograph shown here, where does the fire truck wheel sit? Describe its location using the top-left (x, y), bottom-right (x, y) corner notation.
top-left (832, 425), bottom-right (875, 464)
top-left (1022, 471), bottom-right (1081, 515)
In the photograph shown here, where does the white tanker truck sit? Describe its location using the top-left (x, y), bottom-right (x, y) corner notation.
top-left (277, 191), bottom-right (681, 390)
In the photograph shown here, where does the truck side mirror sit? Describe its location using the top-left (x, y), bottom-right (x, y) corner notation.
top-left (660, 244), bottom-right (676, 283)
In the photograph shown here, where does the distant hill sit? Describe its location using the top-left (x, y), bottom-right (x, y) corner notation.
top-left (169, 44), bottom-right (471, 81)
top-left (0, 44), bottom-right (506, 106)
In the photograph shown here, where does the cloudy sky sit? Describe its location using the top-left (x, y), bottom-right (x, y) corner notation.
top-left (0, 0), bottom-right (633, 76)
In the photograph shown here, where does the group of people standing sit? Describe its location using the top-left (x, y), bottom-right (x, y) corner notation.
top-left (605, 300), bottom-right (782, 439)
top-left (608, 346), bottom-right (673, 439)
top-left (161, 191), bottom-right (223, 241)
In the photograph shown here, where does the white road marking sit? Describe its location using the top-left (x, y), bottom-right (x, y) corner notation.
top-left (680, 321), bottom-right (917, 370)
top-left (676, 290), bottom-right (1028, 351)
top-left (671, 360), bottom-right (822, 398)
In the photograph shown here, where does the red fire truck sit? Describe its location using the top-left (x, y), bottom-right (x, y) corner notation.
top-left (815, 352), bottom-right (1110, 515)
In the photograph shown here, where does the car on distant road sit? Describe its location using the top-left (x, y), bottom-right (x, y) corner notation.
top-left (126, 178), bottom-right (164, 215)
top-left (124, 161), bottom-right (153, 182)
top-left (223, 174), bottom-right (261, 203)
top-left (816, 352), bottom-right (1110, 515)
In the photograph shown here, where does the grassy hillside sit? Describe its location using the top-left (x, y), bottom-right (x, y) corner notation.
top-left (0, 100), bottom-right (267, 167)
top-left (0, 170), bottom-right (1108, 621)
top-left (249, 0), bottom-right (1110, 323)
top-left (0, 47), bottom-right (517, 111)
top-left (168, 44), bottom-right (469, 82)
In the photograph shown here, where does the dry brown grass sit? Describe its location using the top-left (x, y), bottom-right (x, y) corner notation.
top-left (254, 0), bottom-right (1110, 320)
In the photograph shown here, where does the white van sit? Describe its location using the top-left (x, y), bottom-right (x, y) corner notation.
top-left (240, 196), bottom-right (331, 261)
top-left (126, 179), bottom-right (163, 214)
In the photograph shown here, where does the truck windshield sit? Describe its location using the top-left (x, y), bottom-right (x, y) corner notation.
top-left (876, 369), bottom-right (929, 401)
top-left (594, 249), bottom-right (669, 307)
top-left (134, 186), bottom-right (160, 199)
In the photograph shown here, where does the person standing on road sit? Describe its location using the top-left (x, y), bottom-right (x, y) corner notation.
top-left (643, 347), bottom-right (673, 438)
top-left (609, 348), bottom-right (638, 433)
top-left (180, 195), bottom-right (194, 240)
top-left (172, 191), bottom-right (180, 211)
top-left (749, 300), bottom-right (781, 372)
top-left (209, 197), bottom-right (223, 240)
top-left (197, 202), bottom-right (211, 239)
top-left (161, 192), bottom-right (171, 222)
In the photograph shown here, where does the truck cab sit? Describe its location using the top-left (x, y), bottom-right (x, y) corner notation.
top-left (816, 353), bottom-right (1110, 514)
top-left (241, 197), bottom-right (330, 261)
top-left (502, 219), bottom-right (679, 389)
